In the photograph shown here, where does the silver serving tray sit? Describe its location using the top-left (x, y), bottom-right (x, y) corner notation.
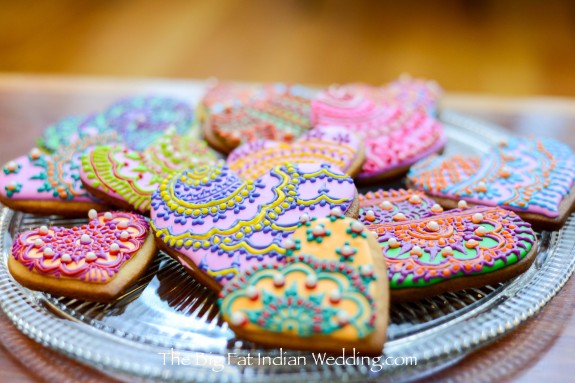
top-left (0, 111), bottom-right (574, 382)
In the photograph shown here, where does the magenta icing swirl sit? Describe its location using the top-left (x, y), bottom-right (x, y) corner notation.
top-left (12, 211), bottom-right (149, 283)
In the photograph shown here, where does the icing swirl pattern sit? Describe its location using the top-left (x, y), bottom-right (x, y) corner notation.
top-left (407, 138), bottom-right (575, 218)
top-left (150, 163), bottom-right (356, 286)
top-left (358, 188), bottom-right (441, 224)
top-left (11, 211), bottom-right (149, 283)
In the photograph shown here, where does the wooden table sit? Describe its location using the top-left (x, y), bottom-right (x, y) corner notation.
top-left (1, 75), bottom-right (574, 382)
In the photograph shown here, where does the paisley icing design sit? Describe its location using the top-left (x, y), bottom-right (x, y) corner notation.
top-left (202, 82), bottom-right (314, 150)
top-left (407, 137), bottom-right (575, 218)
top-left (150, 162), bottom-right (357, 287)
top-left (81, 131), bottom-right (219, 212)
top-left (101, 96), bottom-right (194, 151)
top-left (11, 211), bottom-right (149, 282)
top-left (358, 188), bottom-right (441, 224)
top-left (227, 126), bottom-right (362, 180)
top-left (0, 133), bottom-right (116, 203)
top-left (368, 206), bottom-right (537, 289)
top-left (312, 85), bottom-right (445, 181)
top-left (219, 211), bottom-right (387, 352)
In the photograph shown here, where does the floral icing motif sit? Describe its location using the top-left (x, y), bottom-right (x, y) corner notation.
top-left (202, 82), bottom-right (314, 150)
top-left (311, 84), bottom-right (445, 181)
top-left (407, 137), bottom-right (575, 218)
top-left (37, 114), bottom-right (111, 153)
top-left (101, 96), bottom-right (194, 151)
top-left (150, 162), bottom-right (356, 287)
top-left (219, 259), bottom-right (376, 340)
top-left (0, 133), bottom-right (116, 203)
top-left (11, 211), bottom-right (149, 282)
top-left (358, 188), bottom-right (440, 224)
top-left (80, 130), bottom-right (219, 212)
top-left (367, 206), bottom-right (536, 289)
top-left (226, 126), bottom-right (362, 180)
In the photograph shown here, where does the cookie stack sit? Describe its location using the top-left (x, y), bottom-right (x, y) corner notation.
top-left (3, 76), bottom-right (574, 356)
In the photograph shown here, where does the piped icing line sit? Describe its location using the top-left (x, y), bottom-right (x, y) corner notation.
top-left (311, 85), bottom-right (445, 179)
top-left (227, 126), bottom-right (361, 180)
top-left (11, 211), bottom-right (149, 283)
top-left (100, 96), bottom-right (194, 151)
top-left (367, 206), bottom-right (536, 289)
top-left (202, 82), bottom-right (314, 148)
top-left (80, 131), bottom-right (219, 212)
top-left (407, 137), bottom-right (575, 218)
top-left (150, 162), bottom-right (356, 286)
top-left (358, 188), bottom-right (440, 224)
top-left (0, 132), bottom-right (117, 202)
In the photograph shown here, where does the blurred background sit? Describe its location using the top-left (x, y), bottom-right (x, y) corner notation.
top-left (0, 0), bottom-right (574, 96)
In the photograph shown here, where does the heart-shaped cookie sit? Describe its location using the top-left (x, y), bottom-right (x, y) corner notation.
top-left (150, 162), bottom-right (358, 291)
top-left (227, 126), bottom-right (364, 179)
top-left (9, 210), bottom-right (155, 302)
top-left (80, 131), bottom-right (219, 213)
top-left (219, 211), bottom-right (388, 355)
top-left (200, 82), bottom-right (314, 153)
top-left (367, 205), bottom-right (538, 301)
top-left (358, 188), bottom-right (443, 224)
top-left (101, 96), bottom-right (194, 151)
top-left (407, 137), bottom-right (575, 229)
top-left (312, 85), bottom-right (445, 183)
top-left (0, 132), bottom-right (117, 216)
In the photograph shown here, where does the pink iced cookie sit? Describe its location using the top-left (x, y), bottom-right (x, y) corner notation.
top-left (150, 162), bottom-right (359, 291)
top-left (0, 133), bottom-right (116, 216)
top-left (227, 126), bottom-right (364, 179)
top-left (312, 85), bottom-right (445, 183)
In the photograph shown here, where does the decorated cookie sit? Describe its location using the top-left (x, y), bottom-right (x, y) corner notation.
top-left (80, 131), bottom-right (219, 213)
top-left (37, 115), bottom-right (110, 153)
top-left (227, 126), bottom-right (365, 179)
top-left (8, 210), bottom-right (156, 302)
top-left (407, 137), bottom-right (575, 229)
top-left (358, 188), bottom-right (442, 224)
top-left (0, 132), bottom-right (117, 216)
top-left (150, 162), bottom-right (358, 291)
top-left (312, 85), bottom-right (445, 183)
top-left (367, 205), bottom-right (537, 301)
top-left (200, 82), bottom-right (314, 153)
top-left (219, 211), bottom-right (388, 355)
top-left (101, 96), bottom-right (194, 151)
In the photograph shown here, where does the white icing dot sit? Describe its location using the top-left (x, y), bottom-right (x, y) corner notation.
top-left (411, 245), bottom-right (423, 254)
top-left (39, 225), bottom-right (49, 235)
top-left (350, 221), bottom-right (364, 233)
top-left (88, 209), bottom-right (98, 219)
top-left (393, 213), bottom-right (406, 221)
top-left (475, 226), bottom-right (487, 236)
top-left (472, 213), bottom-right (484, 223)
top-left (103, 212), bottom-right (113, 221)
top-left (409, 195), bottom-right (422, 204)
top-left (388, 237), bottom-right (398, 247)
top-left (431, 204), bottom-right (443, 212)
top-left (80, 234), bottom-right (91, 244)
top-left (337, 310), bottom-right (349, 324)
top-left (458, 200), bottom-right (468, 209)
top-left (273, 273), bottom-right (285, 287)
top-left (477, 181), bottom-right (487, 190)
top-left (43, 247), bottom-right (54, 257)
top-left (330, 289), bottom-right (342, 302)
top-left (360, 264), bottom-right (373, 276)
top-left (117, 220), bottom-right (128, 230)
top-left (339, 245), bottom-right (355, 257)
top-left (365, 210), bottom-right (375, 221)
top-left (426, 221), bottom-right (440, 232)
top-left (443, 246), bottom-right (453, 255)
top-left (380, 201), bottom-right (393, 210)
top-left (330, 206), bottom-right (343, 217)
top-left (299, 213), bottom-right (310, 224)
top-left (246, 286), bottom-right (259, 299)
top-left (34, 238), bottom-right (43, 248)
top-left (282, 238), bottom-right (296, 250)
top-left (85, 251), bottom-right (97, 261)
top-left (306, 274), bottom-right (318, 287)
top-left (110, 243), bottom-right (120, 252)
top-left (60, 253), bottom-right (71, 262)
top-left (6, 161), bottom-right (17, 169)
top-left (29, 148), bottom-right (41, 158)
top-left (230, 311), bottom-right (247, 326)
top-left (120, 231), bottom-right (130, 240)
top-left (312, 224), bottom-right (326, 237)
